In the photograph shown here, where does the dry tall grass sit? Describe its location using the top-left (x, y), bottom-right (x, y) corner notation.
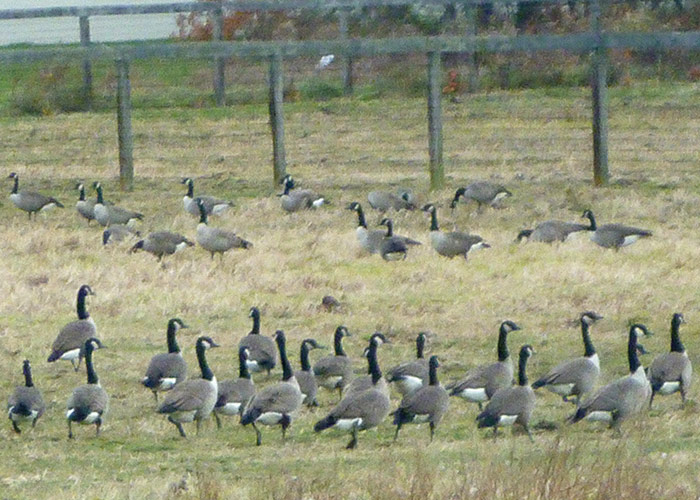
top-left (0, 83), bottom-right (699, 499)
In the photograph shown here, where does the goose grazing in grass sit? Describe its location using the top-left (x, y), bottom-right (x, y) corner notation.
top-left (214, 347), bottom-right (256, 427)
top-left (648, 313), bottom-right (691, 409)
top-left (66, 337), bottom-right (108, 439)
top-left (367, 190), bottom-right (415, 211)
top-left (241, 330), bottom-right (304, 446)
top-left (516, 219), bottom-right (591, 243)
top-left (570, 324), bottom-right (652, 433)
top-left (238, 307), bottom-right (277, 377)
top-left (279, 174), bottom-right (327, 212)
top-left (181, 177), bottom-right (233, 216)
top-left (422, 204), bottom-right (490, 260)
top-left (387, 332), bottom-right (430, 398)
top-left (449, 321), bottom-right (521, 410)
top-left (581, 209), bottom-right (652, 250)
top-left (451, 181), bottom-right (511, 212)
top-left (102, 224), bottom-right (140, 245)
top-left (314, 336), bottom-right (391, 449)
top-left (7, 360), bottom-right (45, 434)
top-left (92, 182), bottom-right (143, 227)
top-left (532, 311), bottom-right (603, 405)
top-left (342, 333), bottom-right (390, 398)
top-left (48, 285), bottom-right (99, 371)
top-left (8, 172), bottom-right (63, 219)
top-left (142, 318), bottom-right (189, 402)
top-left (347, 202), bottom-right (386, 254)
top-left (295, 338), bottom-right (324, 407)
top-left (130, 231), bottom-right (194, 262)
top-left (476, 345), bottom-right (536, 441)
top-left (313, 326), bottom-right (354, 399)
top-left (196, 199), bottom-right (252, 259)
top-left (157, 336), bottom-right (219, 438)
top-left (392, 355), bottom-right (449, 442)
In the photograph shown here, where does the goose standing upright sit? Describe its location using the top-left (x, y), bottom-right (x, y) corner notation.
top-left (66, 338), bottom-right (108, 439)
top-left (196, 199), bottom-right (252, 259)
top-left (347, 202), bottom-right (391, 254)
top-left (387, 332), bottom-right (430, 398)
top-left (378, 218), bottom-right (421, 261)
top-left (75, 182), bottom-right (98, 224)
top-left (648, 313), bottom-right (691, 408)
top-left (181, 177), bottom-right (234, 216)
top-left (313, 326), bottom-right (354, 399)
top-left (7, 172), bottom-right (64, 219)
top-left (48, 285), bottom-right (99, 371)
top-left (238, 307), bottom-right (277, 377)
top-left (295, 339), bottom-right (324, 407)
top-left (142, 318), bottom-right (189, 402)
top-left (313, 337), bottom-right (391, 449)
top-left (342, 333), bottom-right (390, 397)
top-left (92, 182), bottom-right (143, 227)
top-left (240, 331), bottom-right (304, 446)
top-left (157, 336), bottom-right (219, 438)
top-left (449, 321), bottom-right (521, 409)
top-left (392, 355), bottom-right (449, 442)
top-left (570, 324), bottom-right (652, 432)
top-left (476, 345), bottom-right (536, 441)
top-left (581, 209), bottom-right (652, 250)
top-left (532, 311), bottom-right (603, 405)
top-left (7, 360), bottom-right (45, 433)
top-left (422, 204), bottom-right (489, 259)
top-left (214, 346), bottom-right (256, 427)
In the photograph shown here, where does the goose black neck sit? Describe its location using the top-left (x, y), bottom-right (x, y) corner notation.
top-left (627, 327), bottom-right (641, 373)
top-left (497, 324), bottom-right (510, 362)
top-left (186, 181), bottom-right (194, 198)
top-left (196, 341), bottom-right (215, 381)
top-left (581, 320), bottom-right (596, 357)
top-left (300, 342), bottom-right (312, 371)
top-left (85, 346), bottom-right (99, 385)
top-left (518, 351), bottom-right (530, 386)
top-left (416, 335), bottom-right (425, 359)
top-left (277, 334), bottom-right (294, 381)
top-left (384, 220), bottom-right (394, 237)
top-left (355, 205), bottom-right (367, 229)
top-left (23, 363), bottom-right (34, 387)
top-left (585, 211), bottom-right (596, 230)
top-left (11, 175), bottom-right (18, 194)
top-left (429, 209), bottom-right (439, 231)
top-left (166, 322), bottom-right (180, 354)
top-left (76, 289), bottom-right (90, 320)
top-left (367, 342), bottom-right (382, 384)
top-left (238, 348), bottom-right (251, 379)
top-left (283, 182), bottom-right (292, 196)
top-left (334, 329), bottom-right (346, 356)
top-left (198, 205), bottom-right (208, 224)
top-left (670, 316), bottom-right (685, 353)
top-left (96, 186), bottom-right (104, 204)
top-left (250, 311), bottom-right (260, 334)
top-left (428, 359), bottom-right (439, 386)
top-left (78, 185), bottom-right (86, 201)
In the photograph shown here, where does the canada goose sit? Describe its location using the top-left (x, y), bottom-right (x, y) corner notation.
top-left (313, 325), bottom-right (354, 398)
top-left (66, 337), bottom-right (108, 439)
top-left (367, 190), bottom-right (415, 211)
top-left (214, 346), bottom-right (256, 427)
top-left (92, 182), bottom-right (143, 227)
top-left (295, 339), bottom-right (324, 407)
top-left (181, 177), bottom-right (234, 216)
top-left (142, 318), bottom-right (189, 402)
top-left (392, 355), bottom-right (449, 442)
top-left (7, 360), bottom-right (45, 434)
top-left (451, 182), bottom-right (511, 212)
top-left (648, 313), bottom-right (691, 409)
top-left (241, 330), bottom-right (304, 446)
top-left (279, 175), bottom-right (327, 212)
top-left (422, 204), bottom-right (490, 260)
top-left (157, 336), bottom-right (219, 438)
top-left (130, 231), bottom-right (195, 262)
top-left (102, 224), bottom-right (140, 245)
top-left (532, 311), bottom-right (603, 405)
top-left (347, 202), bottom-right (387, 254)
top-left (8, 172), bottom-right (64, 218)
top-left (378, 218), bottom-right (408, 261)
top-left (47, 285), bottom-right (99, 371)
top-left (476, 345), bottom-right (536, 442)
top-left (196, 199), bottom-right (252, 259)
top-left (76, 182), bottom-right (100, 224)
top-left (313, 337), bottom-right (391, 449)
top-left (387, 332), bottom-right (430, 398)
top-left (342, 333), bottom-right (390, 398)
top-left (380, 217), bottom-right (422, 258)
top-left (516, 219), bottom-right (590, 243)
top-left (238, 307), bottom-right (277, 377)
top-left (570, 324), bottom-right (652, 432)
top-left (449, 321), bottom-right (521, 409)
top-left (581, 209), bottom-right (652, 250)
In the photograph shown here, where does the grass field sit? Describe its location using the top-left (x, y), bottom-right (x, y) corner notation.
top-left (0, 81), bottom-right (699, 499)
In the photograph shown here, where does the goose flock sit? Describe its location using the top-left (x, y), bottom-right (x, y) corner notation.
top-left (6, 172), bottom-right (679, 448)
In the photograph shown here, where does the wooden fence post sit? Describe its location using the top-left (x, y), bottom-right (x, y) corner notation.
top-left (79, 16), bottom-right (92, 106)
top-left (427, 51), bottom-right (444, 190)
top-left (116, 59), bottom-right (134, 191)
top-left (338, 9), bottom-right (353, 95)
top-left (212, 3), bottom-right (226, 106)
top-left (590, 0), bottom-right (609, 186)
top-left (269, 52), bottom-right (286, 186)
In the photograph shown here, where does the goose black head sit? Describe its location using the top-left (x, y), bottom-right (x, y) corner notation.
top-left (428, 355), bottom-right (439, 369)
top-left (516, 229), bottom-right (532, 242)
top-left (181, 177), bottom-right (193, 186)
top-left (249, 307), bottom-right (260, 318)
top-left (672, 312), bottom-right (685, 327)
top-left (501, 320), bottom-right (521, 333)
top-left (630, 323), bottom-right (652, 354)
top-left (422, 203), bottom-right (436, 213)
top-left (450, 188), bottom-right (467, 209)
top-left (303, 338), bottom-right (324, 350)
top-left (22, 359), bottom-right (31, 377)
top-left (92, 181), bottom-right (101, 189)
top-left (79, 284), bottom-right (95, 297)
top-left (84, 337), bottom-right (104, 353)
top-left (76, 182), bottom-right (84, 190)
top-left (581, 311), bottom-right (603, 325)
top-left (8, 172), bottom-right (17, 180)
top-left (520, 344), bottom-right (535, 358)
top-left (346, 202), bottom-right (361, 211)
top-left (130, 240), bottom-right (145, 253)
top-left (370, 332), bottom-right (390, 346)
top-left (197, 336), bottom-right (219, 350)
top-left (169, 318), bottom-right (189, 330)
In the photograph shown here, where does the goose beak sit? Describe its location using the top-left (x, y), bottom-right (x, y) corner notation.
top-left (181, 323), bottom-right (190, 329)
top-left (210, 341), bottom-right (220, 348)
top-left (317, 344), bottom-right (328, 349)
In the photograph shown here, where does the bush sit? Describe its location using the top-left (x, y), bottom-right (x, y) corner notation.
top-left (10, 64), bottom-right (91, 116)
top-left (298, 79), bottom-right (344, 101)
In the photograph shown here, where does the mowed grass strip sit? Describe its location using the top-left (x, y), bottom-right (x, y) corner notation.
top-left (0, 83), bottom-right (699, 498)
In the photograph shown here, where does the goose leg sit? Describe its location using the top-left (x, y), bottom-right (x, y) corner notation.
top-left (649, 391), bottom-right (656, 410)
top-left (214, 412), bottom-right (222, 429)
top-left (524, 425), bottom-right (534, 443)
top-left (346, 426), bottom-right (358, 449)
top-left (71, 359), bottom-right (79, 372)
top-left (492, 426), bottom-right (498, 439)
top-left (393, 423), bottom-right (402, 442)
top-left (477, 402), bottom-right (483, 411)
top-left (95, 419), bottom-right (102, 437)
top-left (196, 419), bottom-right (201, 435)
top-left (152, 391), bottom-right (159, 403)
top-left (12, 421), bottom-right (21, 434)
top-left (281, 415), bottom-right (291, 441)
top-left (429, 422), bottom-right (435, 443)
top-left (68, 421), bottom-right (74, 439)
top-left (680, 387), bottom-right (687, 408)
top-left (168, 416), bottom-right (187, 438)
top-left (252, 423), bottom-right (262, 446)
